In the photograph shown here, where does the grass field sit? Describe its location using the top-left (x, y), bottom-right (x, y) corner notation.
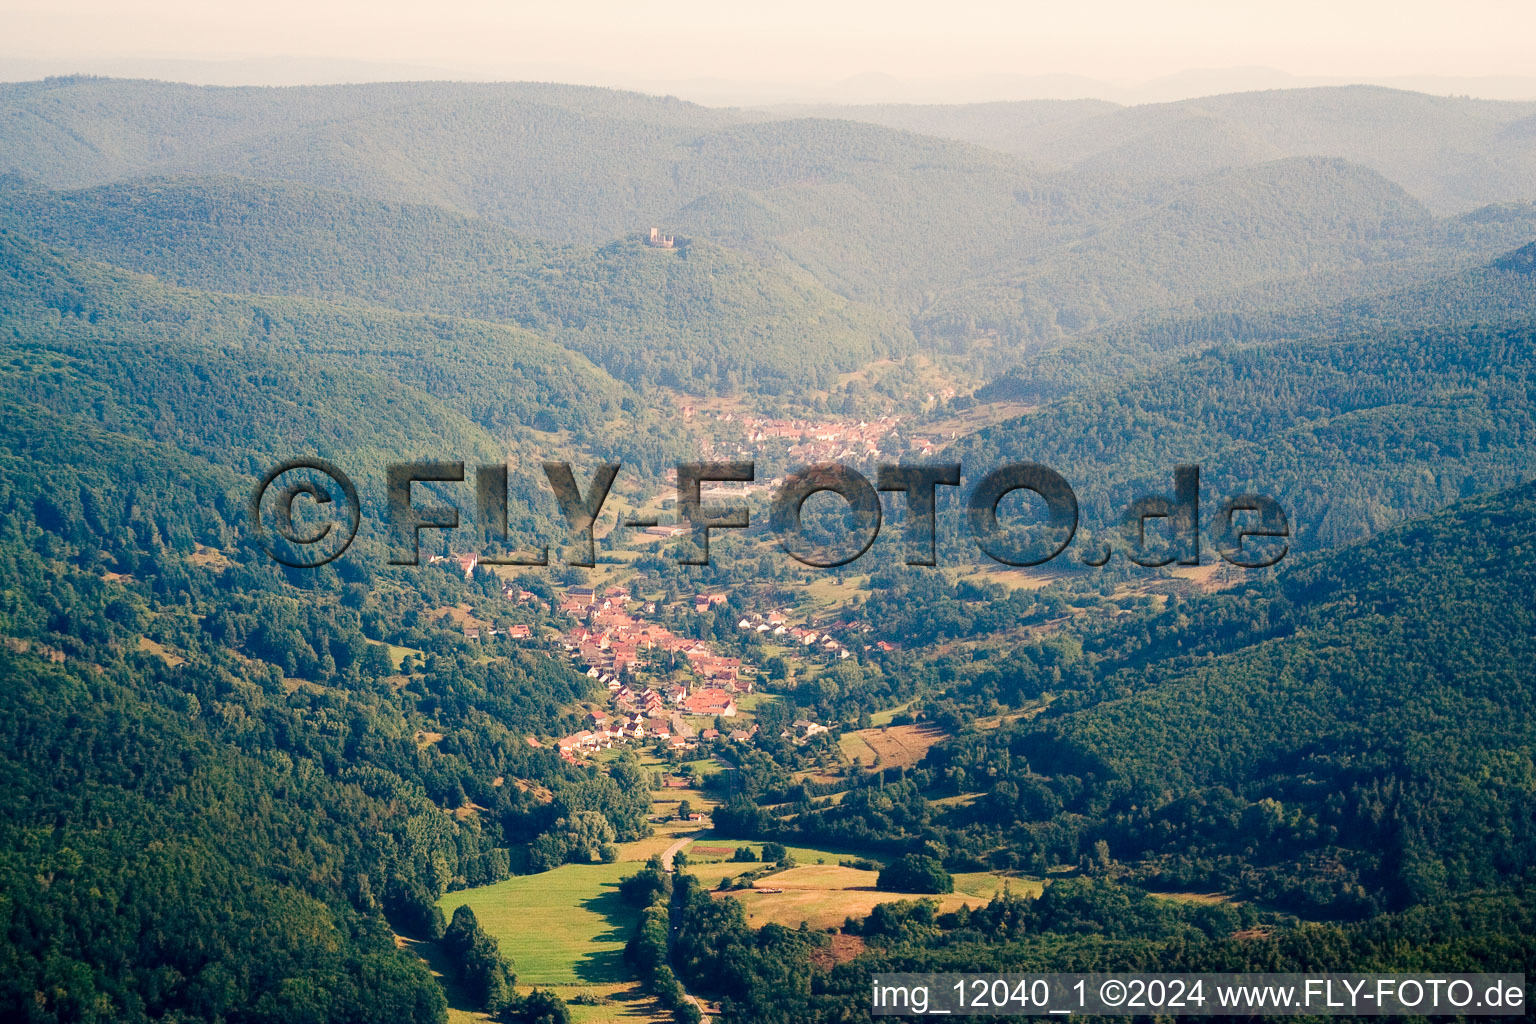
top-left (364, 637), bottom-right (422, 670)
top-left (680, 835), bottom-right (884, 889)
top-left (407, 930), bottom-right (667, 1024)
top-left (437, 862), bottom-right (674, 1024)
top-left (683, 836), bottom-right (885, 869)
top-left (733, 692), bottom-right (777, 714)
top-left (439, 862), bottom-right (638, 986)
top-left (868, 701), bottom-right (914, 728)
top-left (952, 871), bottom-right (1042, 902)
top-left (838, 731), bottom-right (880, 764)
top-left (1146, 889), bottom-right (1235, 905)
top-left (838, 724), bottom-right (947, 768)
top-left (712, 864), bottom-right (1039, 931)
top-left (799, 573), bottom-right (872, 610)
top-left (135, 636), bottom-right (186, 667)
top-left (429, 831), bottom-right (1040, 1019)
top-left (640, 766), bottom-right (718, 859)
top-left (929, 792), bottom-right (981, 809)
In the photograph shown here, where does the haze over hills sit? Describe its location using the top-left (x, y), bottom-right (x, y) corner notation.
top-left (980, 235), bottom-right (1536, 402)
top-left (0, 175), bottom-right (910, 392)
top-left (953, 240), bottom-right (1536, 551)
top-left (5, 56), bottom-right (1536, 104)
top-left (784, 86), bottom-right (1536, 213)
top-left (3, 77), bottom-right (1531, 360)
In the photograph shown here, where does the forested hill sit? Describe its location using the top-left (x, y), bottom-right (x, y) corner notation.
top-left (0, 175), bottom-right (912, 393)
top-left (0, 78), bottom-right (1087, 313)
top-left (0, 228), bottom-right (697, 542)
top-left (0, 78), bottom-right (743, 238)
top-left (798, 86), bottom-right (1536, 213)
top-left (0, 397), bottom-right (642, 1022)
top-left (951, 279), bottom-right (1536, 550)
top-left (908, 156), bottom-right (1454, 346)
top-left (7, 77), bottom-right (1530, 347)
top-left (0, 229), bottom-right (670, 1023)
top-left (939, 477), bottom-right (1536, 915)
top-left (0, 76), bottom-right (1037, 247)
top-left (978, 229), bottom-right (1536, 401)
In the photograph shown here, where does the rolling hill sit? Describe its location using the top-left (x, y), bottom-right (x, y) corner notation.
top-left (953, 251), bottom-right (1536, 552)
top-left (0, 174), bottom-right (912, 392)
top-left (973, 477), bottom-right (1536, 913)
top-left (5, 78), bottom-right (1531, 366)
top-left (808, 86), bottom-right (1536, 214)
top-left (0, 228), bottom-right (673, 544)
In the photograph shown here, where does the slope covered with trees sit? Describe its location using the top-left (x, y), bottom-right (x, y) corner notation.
top-left (0, 228), bottom-right (692, 527)
top-left (9, 77), bottom-right (1527, 350)
top-left (954, 268), bottom-right (1536, 551)
top-left (2, 74), bottom-right (1533, 1024)
top-left (940, 478), bottom-right (1536, 914)
top-left (0, 306), bottom-right (659, 1024)
top-left (0, 175), bottom-right (913, 393)
top-left (715, 480), bottom-right (1536, 921)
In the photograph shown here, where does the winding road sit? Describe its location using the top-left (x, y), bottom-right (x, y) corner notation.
top-left (659, 830), bottom-right (701, 871)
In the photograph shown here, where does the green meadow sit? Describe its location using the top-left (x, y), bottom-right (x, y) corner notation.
top-left (439, 862), bottom-right (638, 987)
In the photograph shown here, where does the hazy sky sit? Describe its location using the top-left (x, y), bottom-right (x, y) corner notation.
top-left (5, 0), bottom-right (1536, 97)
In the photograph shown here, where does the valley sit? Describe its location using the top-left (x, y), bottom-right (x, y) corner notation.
top-left (0, 67), bottom-right (1533, 1024)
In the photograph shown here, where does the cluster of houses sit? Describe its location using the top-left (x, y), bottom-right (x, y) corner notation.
top-left (558, 586), bottom-right (755, 690)
top-left (426, 552), bottom-right (483, 578)
top-left (674, 406), bottom-right (915, 465)
top-left (557, 705), bottom-right (689, 757)
top-left (734, 610), bottom-right (869, 660)
top-left (461, 623), bottom-right (532, 641)
top-left (550, 584), bottom-right (769, 761)
top-left (426, 566), bottom-right (876, 761)
top-left (554, 687), bottom-right (760, 760)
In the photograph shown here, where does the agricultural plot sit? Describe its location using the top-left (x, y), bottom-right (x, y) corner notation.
top-left (868, 701), bottom-right (915, 727)
top-left (683, 836), bottom-right (883, 869)
top-left (838, 723), bottom-right (947, 768)
top-left (439, 862), bottom-right (638, 986)
top-left (712, 864), bottom-right (1038, 931)
top-left (438, 862), bottom-right (672, 1023)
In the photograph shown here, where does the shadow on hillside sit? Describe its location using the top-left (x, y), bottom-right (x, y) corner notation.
top-left (573, 882), bottom-right (641, 984)
top-left (397, 934), bottom-right (490, 1020)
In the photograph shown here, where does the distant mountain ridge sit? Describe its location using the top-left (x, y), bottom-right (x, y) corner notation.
top-left (798, 86), bottom-right (1536, 214)
top-left (3, 77), bottom-right (1532, 358)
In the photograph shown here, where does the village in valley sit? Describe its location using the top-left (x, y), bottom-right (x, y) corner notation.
top-left (548, 583), bottom-right (852, 764)
top-left (427, 390), bottom-right (1212, 785)
top-left (679, 404), bottom-right (958, 465)
top-left (433, 541), bottom-right (867, 771)
top-left (422, 397), bottom-right (990, 776)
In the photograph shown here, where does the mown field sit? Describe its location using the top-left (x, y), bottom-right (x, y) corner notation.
top-left (430, 754), bottom-right (722, 1023)
top-left (437, 862), bottom-right (671, 1024)
top-left (706, 862), bottom-right (1039, 931)
top-left (439, 862), bottom-right (637, 985)
top-left (683, 836), bottom-right (883, 869)
top-left (428, 822), bottom-right (1040, 1019)
top-left (838, 723), bottom-right (948, 768)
